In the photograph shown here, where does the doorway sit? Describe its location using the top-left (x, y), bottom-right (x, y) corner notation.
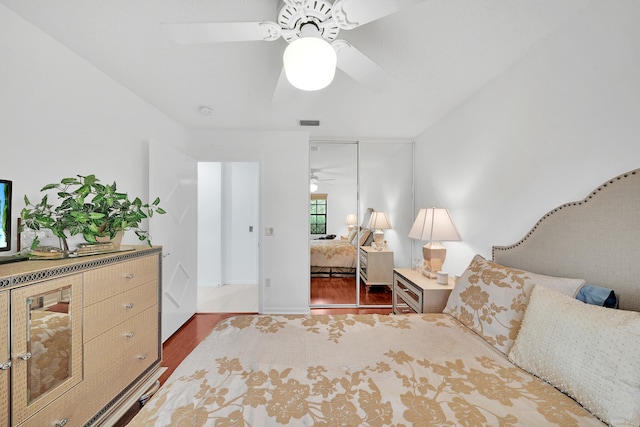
top-left (197, 162), bottom-right (259, 312)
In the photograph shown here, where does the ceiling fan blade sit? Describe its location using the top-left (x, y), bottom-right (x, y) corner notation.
top-left (161, 21), bottom-right (284, 44)
top-left (333, 40), bottom-right (393, 92)
top-left (332, 0), bottom-right (425, 29)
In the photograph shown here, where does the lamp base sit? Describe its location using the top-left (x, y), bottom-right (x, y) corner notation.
top-left (373, 230), bottom-right (384, 247)
top-left (422, 241), bottom-right (446, 278)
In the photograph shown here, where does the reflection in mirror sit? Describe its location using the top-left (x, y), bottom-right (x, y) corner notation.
top-left (309, 141), bottom-right (358, 306)
top-left (26, 285), bottom-right (72, 403)
top-left (358, 142), bottom-right (414, 306)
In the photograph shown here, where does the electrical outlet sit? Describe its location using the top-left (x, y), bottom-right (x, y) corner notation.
top-left (265, 278), bottom-right (271, 287)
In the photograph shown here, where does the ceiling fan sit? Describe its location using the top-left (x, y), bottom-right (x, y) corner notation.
top-left (310, 170), bottom-right (335, 192)
top-left (162, 0), bottom-right (424, 94)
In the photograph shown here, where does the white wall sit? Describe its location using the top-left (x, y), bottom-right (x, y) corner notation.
top-left (197, 162), bottom-right (222, 287)
top-left (414, 1), bottom-right (640, 276)
top-left (0, 4), bottom-right (187, 252)
top-left (186, 130), bottom-right (310, 314)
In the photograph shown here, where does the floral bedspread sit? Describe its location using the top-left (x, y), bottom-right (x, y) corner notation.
top-left (310, 239), bottom-right (357, 268)
top-left (130, 314), bottom-right (604, 427)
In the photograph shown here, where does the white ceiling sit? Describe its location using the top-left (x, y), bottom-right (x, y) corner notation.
top-left (1, 0), bottom-right (593, 139)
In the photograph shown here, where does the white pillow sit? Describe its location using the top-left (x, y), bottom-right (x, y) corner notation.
top-left (444, 254), bottom-right (585, 354)
top-left (509, 285), bottom-right (640, 427)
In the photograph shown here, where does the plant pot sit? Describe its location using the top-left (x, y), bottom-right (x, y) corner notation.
top-left (96, 230), bottom-right (124, 250)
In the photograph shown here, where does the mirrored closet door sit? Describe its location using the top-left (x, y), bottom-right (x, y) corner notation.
top-left (358, 142), bottom-right (414, 307)
top-left (309, 141), bottom-right (359, 306)
top-left (309, 140), bottom-right (414, 308)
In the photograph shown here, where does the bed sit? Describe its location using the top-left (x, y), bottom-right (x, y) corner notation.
top-left (130, 169), bottom-right (640, 427)
top-left (310, 230), bottom-right (371, 277)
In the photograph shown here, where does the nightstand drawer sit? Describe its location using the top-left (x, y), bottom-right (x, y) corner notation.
top-left (392, 268), bottom-right (455, 314)
top-left (393, 274), bottom-right (422, 313)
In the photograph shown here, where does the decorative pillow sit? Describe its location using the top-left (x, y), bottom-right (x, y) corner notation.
top-left (443, 254), bottom-right (584, 354)
top-left (509, 285), bottom-right (640, 427)
top-left (346, 228), bottom-right (357, 244)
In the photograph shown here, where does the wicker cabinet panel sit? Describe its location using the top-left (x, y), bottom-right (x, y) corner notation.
top-left (0, 291), bottom-right (8, 427)
top-left (83, 254), bottom-right (159, 306)
top-left (84, 278), bottom-right (158, 342)
top-left (11, 274), bottom-right (83, 426)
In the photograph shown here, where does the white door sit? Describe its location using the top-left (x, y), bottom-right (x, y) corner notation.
top-left (149, 142), bottom-right (198, 342)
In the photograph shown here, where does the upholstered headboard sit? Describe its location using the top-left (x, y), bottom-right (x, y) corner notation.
top-left (493, 169), bottom-right (640, 311)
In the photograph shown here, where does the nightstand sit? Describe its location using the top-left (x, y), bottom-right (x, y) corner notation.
top-left (359, 246), bottom-right (394, 286)
top-left (393, 268), bottom-right (455, 314)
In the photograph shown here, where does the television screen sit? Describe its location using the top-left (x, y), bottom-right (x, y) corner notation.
top-left (0, 179), bottom-right (12, 252)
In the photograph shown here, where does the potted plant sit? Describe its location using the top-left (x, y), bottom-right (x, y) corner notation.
top-left (20, 174), bottom-right (165, 251)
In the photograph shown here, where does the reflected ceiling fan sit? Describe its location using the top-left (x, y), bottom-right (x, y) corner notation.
top-left (162, 0), bottom-right (424, 94)
top-left (310, 170), bottom-right (335, 192)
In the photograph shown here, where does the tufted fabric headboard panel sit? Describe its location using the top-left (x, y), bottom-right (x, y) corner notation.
top-left (493, 169), bottom-right (640, 311)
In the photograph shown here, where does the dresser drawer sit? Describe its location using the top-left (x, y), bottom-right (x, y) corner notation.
top-left (84, 279), bottom-right (159, 341)
top-left (84, 254), bottom-right (159, 305)
top-left (84, 305), bottom-right (159, 404)
top-left (17, 384), bottom-right (93, 427)
top-left (393, 273), bottom-right (422, 313)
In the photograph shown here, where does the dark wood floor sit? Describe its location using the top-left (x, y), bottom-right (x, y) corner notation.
top-left (116, 278), bottom-right (392, 425)
top-left (310, 276), bottom-right (393, 305)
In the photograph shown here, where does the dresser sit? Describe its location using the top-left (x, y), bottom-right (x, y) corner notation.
top-left (393, 268), bottom-right (455, 314)
top-left (0, 246), bottom-right (162, 427)
top-left (359, 246), bottom-right (394, 286)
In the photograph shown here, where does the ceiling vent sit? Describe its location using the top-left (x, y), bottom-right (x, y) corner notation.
top-left (300, 120), bottom-right (320, 126)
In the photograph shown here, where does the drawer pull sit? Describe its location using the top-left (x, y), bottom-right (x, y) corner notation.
top-left (125, 303), bottom-right (134, 309)
top-left (125, 273), bottom-right (135, 279)
top-left (16, 352), bottom-right (32, 361)
top-left (401, 309), bottom-right (411, 313)
top-left (125, 332), bottom-right (135, 338)
top-left (137, 354), bottom-right (147, 360)
top-left (56, 419), bottom-right (68, 427)
top-left (0, 360), bottom-right (11, 370)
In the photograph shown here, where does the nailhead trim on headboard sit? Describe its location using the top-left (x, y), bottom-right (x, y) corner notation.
top-left (492, 169), bottom-right (638, 259)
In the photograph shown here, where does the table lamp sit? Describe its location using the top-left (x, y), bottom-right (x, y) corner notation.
top-left (345, 213), bottom-right (357, 233)
top-left (408, 208), bottom-right (461, 278)
top-left (368, 211), bottom-right (391, 247)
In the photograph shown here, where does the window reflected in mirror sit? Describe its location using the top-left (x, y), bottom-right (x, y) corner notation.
top-left (26, 285), bottom-right (72, 403)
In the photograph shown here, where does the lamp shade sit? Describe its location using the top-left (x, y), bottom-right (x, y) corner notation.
top-left (345, 214), bottom-right (357, 226)
top-left (283, 24), bottom-right (337, 91)
top-left (368, 211), bottom-right (391, 230)
top-left (408, 208), bottom-right (461, 242)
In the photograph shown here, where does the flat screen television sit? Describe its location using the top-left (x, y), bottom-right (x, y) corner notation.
top-left (0, 179), bottom-right (12, 252)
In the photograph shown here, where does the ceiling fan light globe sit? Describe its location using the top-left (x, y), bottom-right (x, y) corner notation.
top-left (283, 37), bottom-right (337, 91)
